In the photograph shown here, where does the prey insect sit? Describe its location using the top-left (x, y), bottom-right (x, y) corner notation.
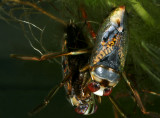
top-left (4, 0), bottom-right (98, 115)
top-left (61, 23), bottom-right (97, 115)
top-left (27, 21), bottom-right (98, 115)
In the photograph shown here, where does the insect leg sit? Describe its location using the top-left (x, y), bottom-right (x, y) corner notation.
top-left (80, 6), bottom-right (96, 41)
top-left (10, 54), bottom-right (41, 61)
top-left (79, 64), bottom-right (90, 72)
top-left (122, 72), bottom-right (160, 117)
top-left (142, 90), bottom-right (160, 96)
top-left (96, 96), bottom-right (102, 104)
top-left (108, 95), bottom-right (128, 118)
top-left (113, 105), bottom-right (119, 118)
top-left (10, 49), bottom-right (90, 61)
top-left (28, 72), bottom-right (72, 116)
top-left (41, 49), bottom-right (90, 60)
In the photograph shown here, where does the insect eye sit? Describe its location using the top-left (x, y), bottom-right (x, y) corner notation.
top-left (75, 104), bottom-right (88, 114)
top-left (88, 81), bottom-right (100, 92)
top-left (103, 87), bottom-right (112, 96)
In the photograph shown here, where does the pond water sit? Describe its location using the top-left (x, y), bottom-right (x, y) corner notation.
top-left (0, 0), bottom-right (160, 118)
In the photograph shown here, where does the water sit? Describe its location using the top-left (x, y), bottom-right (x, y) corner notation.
top-left (0, 0), bottom-right (160, 118)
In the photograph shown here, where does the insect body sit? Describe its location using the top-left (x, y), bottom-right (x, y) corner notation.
top-left (62, 23), bottom-right (97, 115)
top-left (88, 6), bottom-right (127, 96)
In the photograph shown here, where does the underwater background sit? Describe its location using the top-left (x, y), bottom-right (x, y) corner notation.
top-left (0, 0), bottom-right (160, 118)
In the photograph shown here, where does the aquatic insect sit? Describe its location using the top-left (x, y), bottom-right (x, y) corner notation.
top-left (88, 6), bottom-right (127, 96)
top-left (80, 6), bottom-right (160, 117)
top-left (62, 23), bottom-right (97, 115)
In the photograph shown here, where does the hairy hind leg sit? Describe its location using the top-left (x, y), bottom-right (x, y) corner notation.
top-left (108, 95), bottom-right (128, 118)
top-left (122, 72), bottom-right (160, 117)
top-left (29, 72), bottom-right (72, 115)
top-left (142, 90), bottom-right (160, 96)
top-left (10, 49), bottom-right (90, 61)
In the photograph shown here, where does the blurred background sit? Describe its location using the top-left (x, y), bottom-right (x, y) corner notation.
top-left (0, 0), bottom-right (160, 118)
